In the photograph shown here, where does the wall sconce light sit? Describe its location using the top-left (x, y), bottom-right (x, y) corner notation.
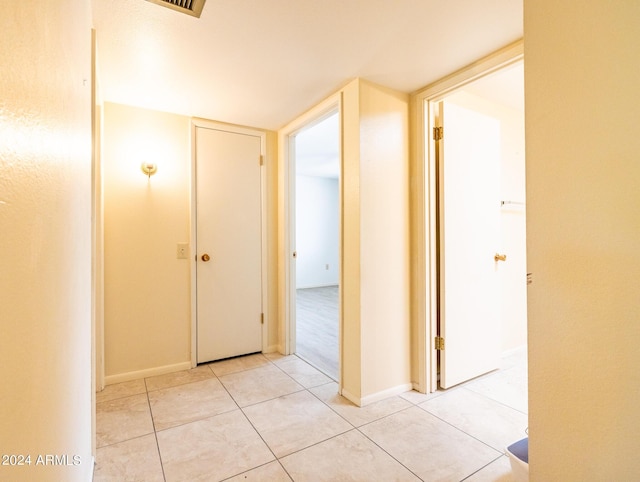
top-left (141, 162), bottom-right (158, 179)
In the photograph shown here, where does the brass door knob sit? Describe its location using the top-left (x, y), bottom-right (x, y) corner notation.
top-left (494, 253), bottom-right (507, 262)
top-left (201, 253), bottom-right (211, 262)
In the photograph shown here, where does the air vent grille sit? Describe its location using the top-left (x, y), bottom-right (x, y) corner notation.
top-left (145, 0), bottom-right (206, 18)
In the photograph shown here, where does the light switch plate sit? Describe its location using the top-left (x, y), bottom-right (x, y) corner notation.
top-left (177, 243), bottom-right (189, 259)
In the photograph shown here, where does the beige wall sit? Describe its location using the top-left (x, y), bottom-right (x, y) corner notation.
top-left (341, 80), bottom-right (363, 398)
top-left (0, 1), bottom-right (94, 480)
top-left (103, 103), bottom-right (192, 380)
top-left (358, 81), bottom-right (412, 400)
top-left (103, 103), bottom-right (279, 381)
top-left (525, 2), bottom-right (640, 479)
top-left (341, 79), bottom-right (412, 404)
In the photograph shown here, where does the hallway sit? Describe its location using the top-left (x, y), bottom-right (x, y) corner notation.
top-left (95, 349), bottom-right (527, 481)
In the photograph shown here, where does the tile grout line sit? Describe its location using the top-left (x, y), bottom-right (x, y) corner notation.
top-left (462, 384), bottom-right (529, 415)
top-left (212, 361), bottom-right (290, 480)
top-left (414, 402), bottom-right (507, 455)
top-left (233, 355), bottom-right (354, 479)
top-left (354, 426), bottom-right (425, 481)
top-left (234, 404), bottom-right (296, 481)
top-left (97, 353), bottom-right (524, 480)
top-left (248, 355), bottom-right (298, 480)
top-left (300, 377), bottom-right (426, 481)
top-left (458, 453), bottom-right (506, 481)
top-left (143, 381), bottom-right (168, 482)
top-left (225, 355), bottom-right (310, 480)
top-left (352, 405), bottom-right (427, 482)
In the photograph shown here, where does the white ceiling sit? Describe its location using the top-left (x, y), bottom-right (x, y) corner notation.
top-left (295, 112), bottom-right (340, 178)
top-left (465, 61), bottom-right (524, 112)
top-left (293, 61), bottom-right (524, 179)
top-left (92, 0), bottom-right (523, 131)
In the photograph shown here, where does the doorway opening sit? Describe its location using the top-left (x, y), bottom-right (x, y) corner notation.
top-left (290, 110), bottom-right (340, 380)
top-left (428, 58), bottom-right (527, 393)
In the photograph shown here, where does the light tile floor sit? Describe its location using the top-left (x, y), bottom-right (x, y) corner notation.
top-left (95, 349), bottom-right (528, 481)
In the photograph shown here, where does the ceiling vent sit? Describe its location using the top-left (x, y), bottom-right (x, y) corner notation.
top-left (145, 0), bottom-right (206, 18)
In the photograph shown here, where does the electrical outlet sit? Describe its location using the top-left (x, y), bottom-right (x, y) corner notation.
top-left (325, 264), bottom-right (329, 270)
top-left (177, 243), bottom-right (189, 259)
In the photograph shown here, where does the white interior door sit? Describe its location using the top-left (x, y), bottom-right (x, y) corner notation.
top-left (196, 126), bottom-right (262, 363)
top-left (439, 100), bottom-right (502, 388)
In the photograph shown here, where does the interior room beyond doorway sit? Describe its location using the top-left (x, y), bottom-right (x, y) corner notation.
top-left (434, 60), bottom-right (527, 390)
top-left (294, 112), bottom-right (340, 380)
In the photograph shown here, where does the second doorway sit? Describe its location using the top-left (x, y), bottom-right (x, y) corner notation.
top-left (292, 110), bottom-right (340, 380)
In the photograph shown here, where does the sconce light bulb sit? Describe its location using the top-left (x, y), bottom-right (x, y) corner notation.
top-left (141, 162), bottom-right (158, 178)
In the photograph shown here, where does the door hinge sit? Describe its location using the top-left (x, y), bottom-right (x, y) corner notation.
top-left (259, 155), bottom-right (264, 166)
top-left (433, 126), bottom-right (443, 141)
top-left (260, 313), bottom-right (264, 324)
top-left (435, 336), bottom-right (445, 350)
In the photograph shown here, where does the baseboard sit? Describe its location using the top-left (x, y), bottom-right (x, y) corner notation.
top-left (296, 283), bottom-right (339, 290)
top-left (360, 383), bottom-right (413, 406)
top-left (339, 387), bottom-right (362, 407)
top-left (341, 383), bottom-right (413, 407)
top-left (104, 361), bottom-right (192, 386)
top-left (263, 344), bottom-right (280, 354)
top-left (411, 381), bottom-right (426, 394)
top-left (502, 344), bottom-right (527, 358)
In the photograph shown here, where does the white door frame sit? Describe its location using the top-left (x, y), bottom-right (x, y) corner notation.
top-left (91, 28), bottom-right (103, 460)
top-left (412, 40), bottom-right (524, 393)
top-left (278, 93), bottom-right (343, 380)
top-left (190, 119), bottom-right (269, 367)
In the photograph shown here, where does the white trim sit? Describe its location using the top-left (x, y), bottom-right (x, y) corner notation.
top-left (360, 383), bottom-right (414, 406)
top-left (262, 344), bottom-right (280, 354)
top-left (411, 39), bottom-right (524, 394)
top-left (104, 361), bottom-right (192, 385)
top-left (341, 383), bottom-right (413, 408)
top-left (85, 455), bottom-right (95, 481)
top-left (91, 28), bottom-right (103, 462)
top-left (295, 282), bottom-right (339, 290)
top-left (339, 387), bottom-right (361, 407)
top-left (189, 118), bottom-right (269, 367)
top-left (278, 93), bottom-right (343, 389)
top-left (413, 40), bottom-right (524, 101)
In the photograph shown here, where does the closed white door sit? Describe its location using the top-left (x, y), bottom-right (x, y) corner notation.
top-left (196, 126), bottom-right (262, 363)
top-left (439, 100), bottom-right (503, 388)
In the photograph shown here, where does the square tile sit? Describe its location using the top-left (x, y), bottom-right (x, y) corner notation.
top-left (96, 394), bottom-right (154, 448)
top-left (399, 388), bottom-right (447, 405)
top-left (94, 434), bottom-right (164, 482)
top-left (145, 365), bottom-right (214, 392)
top-left (97, 379), bottom-right (147, 403)
top-left (157, 410), bottom-right (274, 481)
top-left (272, 356), bottom-right (332, 388)
top-left (310, 382), bottom-right (412, 427)
top-left (465, 366), bottom-right (528, 414)
top-left (225, 461), bottom-right (292, 481)
top-left (419, 387), bottom-right (528, 451)
top-left (209, 353), bottom-right (271, 377)
top-left (219, 364), bottom-right (303, 407)
top-left (463, 455), bottom-right (513, 481)
top-left (360, 406), bottom-right (500, 481)
top-left (149, 377), bottom-right (237, 431)
top-left (281, 429), bottom-right (420, 481)
top-left (243, 390), bottom-right (352, 458)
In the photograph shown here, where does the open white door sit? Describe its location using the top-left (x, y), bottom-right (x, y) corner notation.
top-left (195, 126), bottom-right (263, 363)
top-left (439, 100), bottom-right (503, 389)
